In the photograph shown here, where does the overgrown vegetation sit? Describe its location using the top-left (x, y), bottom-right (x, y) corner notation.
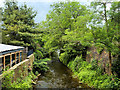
top-left (1, 0), bottom-right (120, 89)
top-left (38, 1), bottom-right (120, 88)
top-left (2, 70), bottom-right (36, 89)
top-left (32, 43), bottom-right (51, 75)
top-left (33, 56), bottom-right (51, 75)
top-left (68, 56), bottom-right (120, 88)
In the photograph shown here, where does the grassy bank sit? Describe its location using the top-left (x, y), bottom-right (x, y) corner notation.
top-left (67, 56), bottom-right (120, 89)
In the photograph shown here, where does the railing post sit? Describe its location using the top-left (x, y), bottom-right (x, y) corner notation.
top-left (22, 51), bottom-right (23, 61)
top-left (15, 52), bottom-right (16, 64)
top-left (19, 51), bottom-right (20, 63)
top-left (10, 53), bottom-right (12, 67)
top-left (3, 55), bottom-right (5, 71)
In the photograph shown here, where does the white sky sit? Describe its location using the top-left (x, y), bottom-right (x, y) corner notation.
top-left (0, 0), bottom-right (4, 7)
top-left (0, 0), bottom-right (115, 10)
top-left (0, 0), bottom-right (94, 7)
top-left (1, 0), bottom-right (119, 7)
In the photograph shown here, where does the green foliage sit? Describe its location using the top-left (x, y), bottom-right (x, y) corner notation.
top-left (112, 58), bottom-right (120, 78)
top-left (39, 1), bottom-right (119, 89)
top-left (90, 59), bottom-right (98, 70)
top-left (68, 56), bottom-right (84, 72)
top-left (33, 58), bottom-right (51, 74)
top-left (90, 1), bottom-right (120, 56)
top-left (67, 56), bottom-right (120, 89)
top-left (0, 32), bottom-right (2, 43)
top-left (11, 76), bottom-right (32, 88)
top-left (39, 1), bottom-right (91, 54)
top-left (1, 1), bottom-right (119, 89)
top-left (59, 52), bottom-right (69, 65)
top-left (2, 0), bottom-right (41, 49)
top-left (109, 2), bottom-right (120, 24)
top-left (33, 48), bottom-right (51, 75)
top-left (34, 50), bottom-right (44, 60)
top-left (38, 2), bottom-right (119, 88)
top-left (90, 1), bottom-right (120, 75)
top-left (2, 70), bottom-right (36, 89)
top-left (2, 70), bottom-right (14, 88)
top-left (34, 46), bottom-right (49, 59)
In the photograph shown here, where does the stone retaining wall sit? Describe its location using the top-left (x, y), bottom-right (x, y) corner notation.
top-left (86, 46), bottom-right (111, 74)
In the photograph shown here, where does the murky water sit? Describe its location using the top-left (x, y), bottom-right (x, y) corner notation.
top-left (35, 59), bottom-right (90, 88)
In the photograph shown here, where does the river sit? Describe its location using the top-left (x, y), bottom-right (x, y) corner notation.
top-left (35, 59), bottom-right (90, 88)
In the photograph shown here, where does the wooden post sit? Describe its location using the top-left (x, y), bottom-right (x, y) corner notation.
top-left (15, 52), bottom-right (16, 64)
top-left (22, 51), bottom-right (23, 61)
top-left (10, 54), bottom-right (12, 67)
top-left (19, 51), bottom-right (20, 63)
top-left (3, 55), bottom-right (5, 71)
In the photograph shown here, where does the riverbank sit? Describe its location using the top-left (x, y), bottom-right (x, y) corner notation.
top-left (66, 56), bottom-right (120, 89)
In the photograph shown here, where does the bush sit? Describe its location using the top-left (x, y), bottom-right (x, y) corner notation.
top-left (59, 52), bottom-right (70, 65)
top-left (33, 58), bottom-right (51, 74)
top-left (34, 50), bottom-right (43, 60)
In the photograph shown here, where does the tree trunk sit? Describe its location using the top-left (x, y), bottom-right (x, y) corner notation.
top-left (103, 2), bottom-right (108, 33)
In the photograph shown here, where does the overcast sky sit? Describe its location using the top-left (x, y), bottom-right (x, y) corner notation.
top-left (0, 0), bottom-right (115, 23)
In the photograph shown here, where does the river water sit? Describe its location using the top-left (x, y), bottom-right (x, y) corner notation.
top-left (35, 59), bottom-right (90, 88)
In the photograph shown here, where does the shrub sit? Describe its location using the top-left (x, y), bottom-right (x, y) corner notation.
top-left (34, 50), bottom-right (43, 60)
top-left (59, 52), bottom-right (70, 65)
top-left (33, 58), bottom-right (51, 74)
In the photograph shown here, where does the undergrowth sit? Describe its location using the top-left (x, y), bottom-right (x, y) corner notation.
top-left (33, 58), bottom-right (51, 75)
top-left (2, 70), bottom-right (36, 89)
top-left (33, 50), bottom-right (51, 75)
top-left (67, 56), bottom-right (120, 89)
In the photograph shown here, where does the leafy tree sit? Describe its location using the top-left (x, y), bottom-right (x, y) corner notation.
top-left (62, 12), bottom-right (93, 60)
top-left (90, 1), bottom-right (120, 75)
top-left (40, 1), bottom-right (91, 60)
top-left (109, 2), bottom-right (120, 77)
top-left (2, 0), bottom-right (40, 50)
